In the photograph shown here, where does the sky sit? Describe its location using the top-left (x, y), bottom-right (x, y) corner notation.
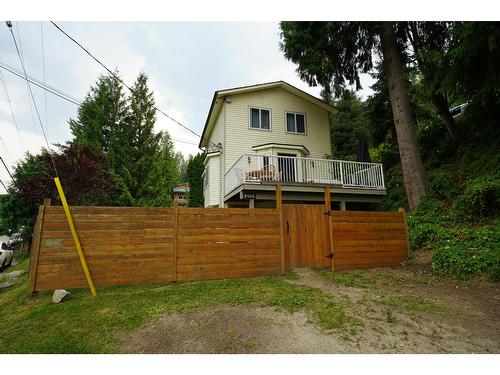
top-left (0, 21), bottom-right (375, 193)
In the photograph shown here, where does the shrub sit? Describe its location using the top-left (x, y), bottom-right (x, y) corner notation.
top-left (427, 169), bottom-right (462, 200)
top-left (451, 173), bottom-right (500, 223)
top-left (431, 223), bottom-right (500, 280)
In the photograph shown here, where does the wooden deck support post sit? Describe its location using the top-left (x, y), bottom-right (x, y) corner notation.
top-left (29, 198), bottom-right (50, 296)
top-left (276, 184), bottom-right (285, 274)
top-left (324, 187), bottom-right (335, 272)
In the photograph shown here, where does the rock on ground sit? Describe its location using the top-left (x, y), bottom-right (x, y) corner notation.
top-left (6, 270), bottom-right (26, 282)
top-left (52, 289), bottom-right (71, 303)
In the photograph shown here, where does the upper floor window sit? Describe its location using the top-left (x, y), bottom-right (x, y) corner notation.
top-left (286, 112), bottom-right (306, 134)
top-left (250, 107), bottom-right (271, 130)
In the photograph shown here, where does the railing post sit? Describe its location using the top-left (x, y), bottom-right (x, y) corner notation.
top-left (339, 161), bottom-right (344, 186)
top-left (276, 183), bottom-right (285, 274)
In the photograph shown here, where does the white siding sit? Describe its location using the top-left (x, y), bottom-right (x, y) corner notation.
top-left (223, 87), bottom-right (331, 173)
top-left (203, 154), bottom-right (222, 207)
top-left (204, 86), bottom-right (332, 200)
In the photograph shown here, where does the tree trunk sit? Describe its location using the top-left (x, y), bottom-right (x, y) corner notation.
top-left (380, 22), bottom-right (428, 210)
top-left (430, 92), bottom-right (459, 142)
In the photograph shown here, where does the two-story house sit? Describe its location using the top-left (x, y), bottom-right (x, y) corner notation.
top-left (199, 81), bottom-right (386, 209)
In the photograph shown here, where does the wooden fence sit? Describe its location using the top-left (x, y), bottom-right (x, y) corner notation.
top-left (28, 197), bottom-right (409, 293)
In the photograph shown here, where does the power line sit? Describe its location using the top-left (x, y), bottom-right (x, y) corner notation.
top-left (0, 156), bottom-right (14, 182)
top-left (0, 60), bottom-right (200, 147)
top-left (0, 60), bottom-right (83, 105)
top-left (7, 21), bottom-right (59, 177)
top-left (15, 21), bottom-right (37, 134)
top-left (50, 21), bottom-right (204, 141)
top-left (0, 178), bottom-right (7, 192)
top-left (0, 66), bottom-right (26, 151)
top-left (40, 22), bottom-right (49, 138)
top-left (0, 136), bottom-right (13, 164)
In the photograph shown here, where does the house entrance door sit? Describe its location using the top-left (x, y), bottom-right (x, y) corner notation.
top-left (277, 153), bottom-right (296, 182)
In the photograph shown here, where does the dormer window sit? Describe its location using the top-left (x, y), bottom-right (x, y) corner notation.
top-left (250, 107), bottom-right (271, 130)
top-left (286, 112), bottom-right (306, 134)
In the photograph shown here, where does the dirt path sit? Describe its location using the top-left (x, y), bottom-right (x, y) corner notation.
top-left (118, 263), bottom-right (500, 354)
top-left (120, 305), bottom-right (350, 354)
top-left (288, 268), bottom-right (500, 353)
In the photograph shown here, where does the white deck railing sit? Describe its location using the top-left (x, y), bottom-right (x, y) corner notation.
top-left (224, 154), bottom-right (385, 196)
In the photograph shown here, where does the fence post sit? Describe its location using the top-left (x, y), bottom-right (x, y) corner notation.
top-left (324, 187), bottom-right (335, 272)
top-left (172, 199), bottom-right (179, 282)
top-left (28, 198), bottom-right (50, 296)
top-left (399, 207), bottom-right (410, 257)
top-left (276, 183), bottom-right (285, 274)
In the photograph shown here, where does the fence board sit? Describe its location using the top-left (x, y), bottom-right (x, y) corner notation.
top-left (29, 204), bottom-right (409, 293)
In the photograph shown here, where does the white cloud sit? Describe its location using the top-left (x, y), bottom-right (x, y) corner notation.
top-left (0, 21), bottom-right (377, 171)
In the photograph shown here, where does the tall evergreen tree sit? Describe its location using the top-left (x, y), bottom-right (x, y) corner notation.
top-left (70, 74), bottom-right (127, 152)
top-left (280, 21), bottom-right (428, 210)
top-left (186, 153), bottom-right (204, 207)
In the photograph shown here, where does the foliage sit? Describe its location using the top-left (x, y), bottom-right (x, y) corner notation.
top-left (69, 72), bottom-right (181, 207)
top-left (186, 153), bottom-right (205, 207)
top-left (70, 73), bottom-right (127, 152)
top-left (450, 173), bottom-right (500, 223)
top-left (327, 90), bottom-right (370, 160)
top-left (0, 144), bottom-right (119, 240)
top-left (431, 223), bottom-right (500, 281)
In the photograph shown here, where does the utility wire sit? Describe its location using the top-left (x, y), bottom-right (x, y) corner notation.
top-left (0, 60), bottom-right (84, 105)
top-left (0, 178), bottom-right (7, 192)
top-left (0, 60), bottom-right (199, 147)
top-left (40, 22), bottom-right (49, 138)
top-left (7, 22), bottom-right (59, 177)
top-left (0, 136), bottom-right (13, 164)
top-left (50, 21), bottom-right (206, 143)
top-left (15, 22), bottom-right (37, 133)
top-left (0, 66), bottom-right (26, 151)
top-left (0, 156), bottom-right (14, 182)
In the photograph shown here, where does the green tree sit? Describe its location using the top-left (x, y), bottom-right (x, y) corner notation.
top-left (70, 74), bottom-right (127, 152)
top-left (280, 21), bottom-right (428, 210)
top-left (327, 90), bottom-right (370, 160)
top-left (186, 153), bottom-right (204, 207)
top-left (0, 144), bottom-right (118, 239)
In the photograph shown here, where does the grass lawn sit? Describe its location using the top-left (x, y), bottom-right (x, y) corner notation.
top-left (0, 261), bottom-right (358, 353)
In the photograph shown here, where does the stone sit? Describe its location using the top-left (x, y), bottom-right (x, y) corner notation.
top-left (52, 289), bottom-right (71, 303)
top-left (0, 281), bottom-right (13, 292)
top-left (6, 270), bottom-right (26, 282)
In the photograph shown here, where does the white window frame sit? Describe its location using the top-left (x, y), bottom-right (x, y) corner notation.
top-left (249, 107), bottom-right (272, 131)
top-left (285, 112), bottom-right (307, 135)
top-left (202, 167), bottom-right (209, 190)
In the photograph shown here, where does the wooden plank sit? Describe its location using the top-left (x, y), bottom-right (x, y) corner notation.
top-left (276, 184), bottom-right (285, 275)
top-left (172, 202), bottom-right (179, 281)
top-left (399, 207), bottom-right (410, 257)
top-left (28, 199), bottom-right (49, 294)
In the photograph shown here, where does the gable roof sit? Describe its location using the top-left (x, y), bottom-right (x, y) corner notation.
top-left (199, 81), bottom-right (336, 149)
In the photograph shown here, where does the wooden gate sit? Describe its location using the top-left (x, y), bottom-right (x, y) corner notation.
top-left (283, 204), bottom-right (332, 269)
top-left (282, 202), bottom-right (409, 271)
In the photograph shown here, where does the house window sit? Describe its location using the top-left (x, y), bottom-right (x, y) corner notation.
top-left (203, 168), bottom-right (209, 189)
top-left (250, 108), bottom-right (271, 130)
top-left (286, 112), bottom-right (306, 134)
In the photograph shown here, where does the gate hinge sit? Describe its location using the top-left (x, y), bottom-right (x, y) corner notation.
top-left (325, 253), bottom-right (334, 259)
top-left (323, 211), bottom-right (331, 216)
